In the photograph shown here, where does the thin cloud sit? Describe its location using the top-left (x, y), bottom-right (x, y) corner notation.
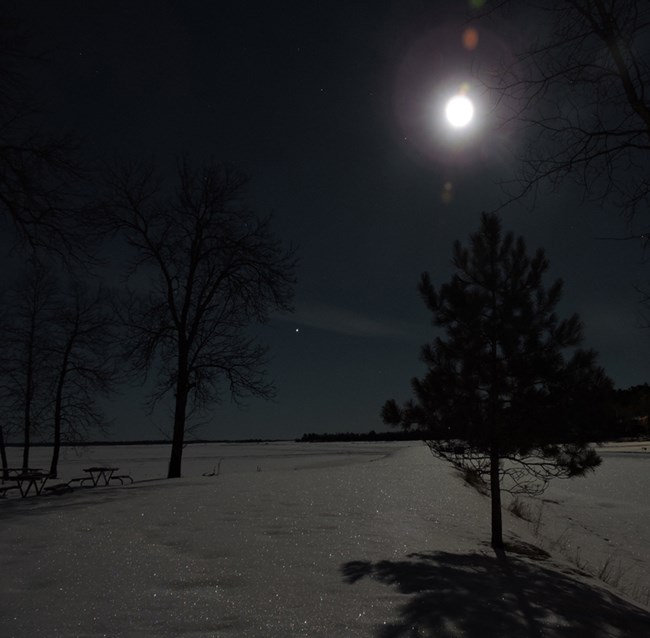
top-left (287, 303), bottom-right (416, 339)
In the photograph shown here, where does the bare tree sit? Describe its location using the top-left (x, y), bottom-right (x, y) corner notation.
top-left (0, 262), bottom-right (117, 476)
top-left (0, 291), bottom-right (11, 477)
top-left (0, 420), bottom-right (8, 479)
top-left (46, 281), bottom-right (118, 478)
top-left (0, 8), bottom-right (99, 263)
top-left (106, 159), bottom-right (296, 478)
top-left (0, 258), bottom-right (56, 470)
top-left (483, 0), bottom-right (650, 237)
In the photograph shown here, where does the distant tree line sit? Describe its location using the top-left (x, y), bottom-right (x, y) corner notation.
top-left (298, 430), bottom-right (427, 443)
top-left (300, 388), bottom-right (650, 446)
top-left (609, 384), bottom-right (650, 439)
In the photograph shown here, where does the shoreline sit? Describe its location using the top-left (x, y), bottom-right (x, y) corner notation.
top-left (596, 440), bottom-right (650, 454)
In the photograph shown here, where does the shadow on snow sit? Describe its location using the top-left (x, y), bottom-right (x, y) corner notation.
top-left (341, 545), bottom-right (650, 637)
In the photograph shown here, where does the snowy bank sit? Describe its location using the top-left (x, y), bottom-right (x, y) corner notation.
top-left (1, 443), bottom-right (649, 637)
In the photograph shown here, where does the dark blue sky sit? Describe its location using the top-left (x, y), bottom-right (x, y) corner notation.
top-left (12, 0), bottom-right (650, 440)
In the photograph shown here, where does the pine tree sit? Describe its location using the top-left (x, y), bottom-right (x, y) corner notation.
top-left (382, 213), bottom-right (612, 549)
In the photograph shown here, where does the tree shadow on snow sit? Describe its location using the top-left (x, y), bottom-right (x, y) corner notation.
top-left (341, 545), bottom-right (650, 637)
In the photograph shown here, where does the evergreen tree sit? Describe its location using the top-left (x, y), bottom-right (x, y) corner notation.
top-left (383, 213), bottom-right (612, 549)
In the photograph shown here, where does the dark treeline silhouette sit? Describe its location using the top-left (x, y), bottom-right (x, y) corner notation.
top-left (302, 383), bottom-right (650, 445)
top-left (299, 430), bottom-right (427, 443)
top-left (609, 384), bottom-right (650, 439)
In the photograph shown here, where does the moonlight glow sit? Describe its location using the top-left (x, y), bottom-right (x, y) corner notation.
top-left (445, 95), bottom-right (474, 128)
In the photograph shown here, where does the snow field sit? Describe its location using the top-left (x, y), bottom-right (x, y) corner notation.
top-left (1, 442), bottom-right (649, 637)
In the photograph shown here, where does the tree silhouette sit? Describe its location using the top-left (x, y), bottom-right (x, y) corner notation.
top-left (46, 281), bottom-right (118, 478)
top-left (610, 383), bottom-right (650, 439)
top-left (0, 263), bottom-right (118, 477)
top-left (0, 258), bottom-right (56, 470)
top-left (106, 159), bottom-right (296, 478)
top-left (483, 1), bottom-right (650, 234)
top-left (382, 213), bottom-right (611, 549)
top-left (0, 9), bottom-right (98, 264)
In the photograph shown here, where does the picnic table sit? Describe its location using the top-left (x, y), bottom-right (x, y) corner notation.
top-left (1, 466), bottom-right (133, 497)
top-left (2, 467), bottom-right (43, 477)
top-left (1, 468), bottom-right (50, 497)
top-left (67, 466), bottom-right (133, 488)
top-left (81, 467), bottom-right (119, 487)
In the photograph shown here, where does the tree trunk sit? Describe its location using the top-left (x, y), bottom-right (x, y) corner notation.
top-left (49, 419), bottom-right (61, 478)
top-left (488, 242), bottom-right (503, 549)
top-left (168, 370), bottom-right (189, 479)
top-left (49, 342), bottom-right (72, 479)
top-left (22, 312), bottom-right (37, 471)
top-left (49, 378), bottom-right (64, 478)
top-left (22, 364), bottom-right (33, 471)
top-left (0, 425), bottom-right (8, 481)
top-left (490, 443), bottom-right (504, 549)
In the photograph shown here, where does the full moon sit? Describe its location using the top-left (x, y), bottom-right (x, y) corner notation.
top-left (445, 95), bottom-right (474, 128)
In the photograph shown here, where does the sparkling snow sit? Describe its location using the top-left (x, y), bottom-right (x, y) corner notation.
top-left (1, 442), bottom-right (649, 637)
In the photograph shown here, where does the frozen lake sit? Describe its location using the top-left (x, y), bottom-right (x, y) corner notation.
top-left (1, 441), bottom-right (649, 637)
top-left (3, 440), bottom-right (408, 481)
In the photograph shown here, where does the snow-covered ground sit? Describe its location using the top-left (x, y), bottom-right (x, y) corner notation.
top-left (510, 442), bottom-right (650, 608)
top-left (1, 441), bottom-right (649, 637)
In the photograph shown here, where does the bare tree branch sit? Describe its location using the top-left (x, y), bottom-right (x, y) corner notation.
top-left (106, 158), bottom-right (297, 478)
top-left (481, 0), bottom-right (650, 223)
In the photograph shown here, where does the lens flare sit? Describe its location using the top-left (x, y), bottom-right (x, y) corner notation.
top-left (441, 181), bottom-right (454, 204)
top-left (462, 27), bottom-right (479, 51)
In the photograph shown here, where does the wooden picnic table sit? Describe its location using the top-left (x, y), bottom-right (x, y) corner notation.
top-left (81, 467), bottom-right (119, 487)
top-left (2, 467), bottom-right (43, 477)
top-left (1, 470), bottom-right (50, 497)
top-left (2, 466), bottom-right (132, 497)
top-left (67, 466), bottom-right (133, 488)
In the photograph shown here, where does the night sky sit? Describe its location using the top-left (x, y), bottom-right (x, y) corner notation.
top-left (10, 1), bottom-right (650, 441)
